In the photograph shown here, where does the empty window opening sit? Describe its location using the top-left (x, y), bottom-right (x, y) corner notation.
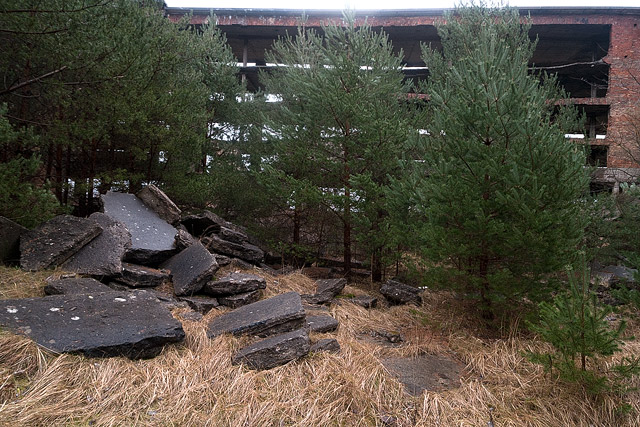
top-left (588, 145), bottom-right (608, 167)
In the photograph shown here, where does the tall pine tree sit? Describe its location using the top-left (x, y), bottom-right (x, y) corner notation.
top-left (406, 6), bottom-right (589, 316)
top-left (259, 13), bottom-right (419, 279)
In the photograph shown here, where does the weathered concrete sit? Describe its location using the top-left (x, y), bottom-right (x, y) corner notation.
top-left (350, 295), bottom-right (378, 309)
top-left (218, 226), bottom-right (248, 244)
top-left (203, 235), bottom-right (264, 265)
top-left (310, 338), bottom-right (341, 353)
top-left (175, 227), bottom-right (198, 251)
top-left (63, 213), bottom-right (131, 276)
top-left (0, 291), bottom-right (185, 359)
top-left (302, 278), bottom-right (346, 305)
top-left (181, 211), bottom-right (225, 236)
top-left (231, 328), bottom-right (310, 370)
top-left (136, 184), bottom-right (181, 225)
top-left (207, 291), bottom-right (305, 338)
top-left (102, 191), bottom-right (177, 265)
top-left (204, 272), bottom-right (266, 296)
top-left (602, 265), bottom-right (638, 285)
top-left (44, 278), bottom-right (114, 295)
top-left (161, 242), bottom-right (218, 296)
top-left (380, 279), bottom-right (422, 306)
top-left (118, 263), bottom-right (169, 288)
top-left (178, 296), bottom-right (219, 314)
top-left (0, 216), bottom-right (26, 264)
top-left (20, 215), bottom-right (103, 271)
top-left (306, 315), bottom-right (339, 333)
top-left (218, 290), bottom-right (262, 308)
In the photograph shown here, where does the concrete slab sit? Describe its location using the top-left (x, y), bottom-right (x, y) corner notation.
top-left (63, 213), bottom-right (131, 276)
top-left (162, 242), bottom-right (218, 296)
top-left (0, 291), bottom-right (185, 359)
top-left (218, 290), bottom-right (262, 308)
top-left (102, 191), bottom-right (177, 266)
top-left (310, 338), bottom-right (340, 353)
top-left (203, 235), bottom-right (264, 265)
top-left (118, 263), bottom-right (169, 288)
top-left (136, 184), bottom-right (181, 225)
top-left (20, 215), bottom-right (102, 271)
top-left (44, 277), bottom-right (114, 295)
top-left (231, 328), bottom-right (310, 370)
top-left (207, 291), bottom-right (305, 338)
top-left (302, 278), bottom-right (346, 305)
top-left (306, 315), bottom-right (339, 333)
top-left (380, 279), bottom-right (422, 306)
top-left (178, 296), bottom-right (219, 314)
top-left (204, 272), bottom-right (266, 296)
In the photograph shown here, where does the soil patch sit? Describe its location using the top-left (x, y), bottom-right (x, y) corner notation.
top-left (382, 353), bottom-right (463, 396)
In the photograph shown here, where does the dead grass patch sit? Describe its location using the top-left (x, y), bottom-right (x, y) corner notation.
top-left (0, 266), bottom-right (639, 426)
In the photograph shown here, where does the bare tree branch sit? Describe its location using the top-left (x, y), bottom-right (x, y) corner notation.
top-left (0, 66), bottom-right (67, 96)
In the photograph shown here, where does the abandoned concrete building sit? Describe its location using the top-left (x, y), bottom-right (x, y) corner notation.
top-left (165, 7), bottom-right (640, 193)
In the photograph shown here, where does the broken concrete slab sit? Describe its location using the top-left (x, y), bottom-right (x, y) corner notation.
top-left (44, 278), bottom-right (114, 295)
top-left (203, 235), bottom-right (264, 265)
top-left (302, 278), bottom-right (346, 305)
top-left (0, 216), bottom-right (27, 264)
top-left (218, 290), bottom-right (262, 308)
top-left (231, 328), bottom-right (310, 370)
top-left (20, 215), bottom-right (103, 271)
top-left (382, 354), bottom-right (463, 396)
top-left (218, 226), bottom-right (248, 245)
top-left (161, 242), bottom-right (218, 296)
top-left (349, 295), bottom-right (378, 309)
top-left (204, 272), bottom-right (266, 296)
top-left (136, 184), bottom-right (181, 225)
top-left (102, 191), bottom-right (177, 266)
top-left (306, 315), bottom-right (339, 333)
top-left (181, 211), bottom-right (225, 236)
top-left (601, 265), bottom-right (638, 285)
top-left (310, 338), bottom-right (341, 353)
top-left (0, 291), bottom-right (185, 359)
top-left (175, 226), bottom-right (198, 251)
top-left (380, 279), bottom-right (422, 306)
top-left (178, 296), bottom-right (219, 314)
top-left (62, 213), bottom-right (131, 276)
top-left (207, 291), bottom-right (305, 338)
top-left (118, 263), bottom-right (169, 288)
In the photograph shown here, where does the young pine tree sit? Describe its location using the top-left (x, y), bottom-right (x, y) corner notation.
top-left (410, 6), bottom-right (589, 317)
top-left (259, 13), bottom-right (419, 279)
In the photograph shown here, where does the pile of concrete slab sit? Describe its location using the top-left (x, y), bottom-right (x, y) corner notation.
top-left (0, 186), bottom-right (351, 368)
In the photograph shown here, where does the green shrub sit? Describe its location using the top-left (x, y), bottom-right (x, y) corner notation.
top-left (527, 256), bottom-right (640, 394)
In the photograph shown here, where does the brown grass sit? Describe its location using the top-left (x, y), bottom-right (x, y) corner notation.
top-left (1, 265), bottom-right (639, 426)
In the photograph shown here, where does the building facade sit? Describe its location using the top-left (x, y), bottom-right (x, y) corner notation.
top-left (166, 7), bottom-right (640, 191)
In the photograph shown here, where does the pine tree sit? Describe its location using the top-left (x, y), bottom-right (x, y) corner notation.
top-left (527, 256), bottom-right (640, 394)
top-left (259, 13), bottom-right (419, 279)
top-left (407, 6), bottom-right (589, 316)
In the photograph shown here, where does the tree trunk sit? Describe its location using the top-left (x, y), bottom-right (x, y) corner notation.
top-left (371, 247), bottom-right (383, 282)
top-left (293, 206), bottom-right (300, 245)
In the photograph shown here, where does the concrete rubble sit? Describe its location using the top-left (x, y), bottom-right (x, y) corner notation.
top-left (0, 291), bottom-right (185, 359)
top-left (231, 328), bottom-right (310, 370)
top-left (2, 186), bottom-right (344, 367)
top-left (62, 213), bottom-right (131, 276)
top-left (162, 241), bottom-right (218, 296)
top-left (102, 191), bottom-right (178, 265)
top-left (380, 279), bottom-right (423, 306)
top-left (20, 215), bottom-right (103, 271)
top-left (207, 291), bottom-right (306, 338)
top-left (302, 278), bottom-right (346, 305)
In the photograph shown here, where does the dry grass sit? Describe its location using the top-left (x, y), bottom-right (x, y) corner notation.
top-left (1, 265), bottom-right (639, 426)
